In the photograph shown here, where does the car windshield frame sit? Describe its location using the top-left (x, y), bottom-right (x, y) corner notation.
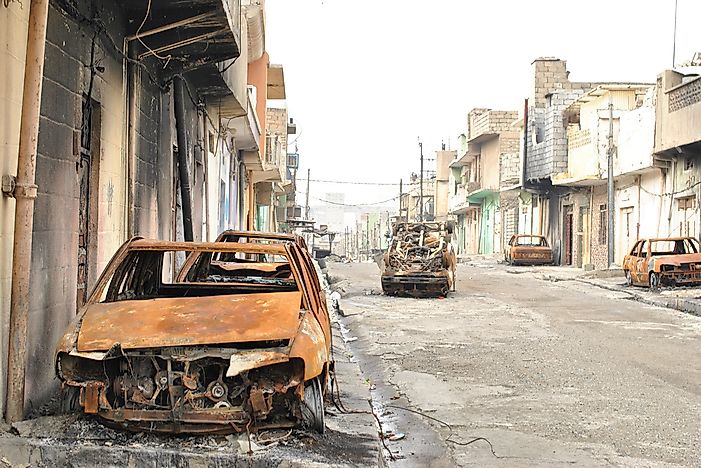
top-left (89, 241), bottom-right (301, 304)
top-left (513, 236), bottom-right (548, 247)
top-left (648, 238), bottom-right (700, 256)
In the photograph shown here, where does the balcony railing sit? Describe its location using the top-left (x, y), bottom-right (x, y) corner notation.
top-left (466, 181), bottom-right (481, 193)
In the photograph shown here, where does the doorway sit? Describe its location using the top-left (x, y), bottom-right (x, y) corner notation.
top-left (76, 97), bottom-right (101, 311)
top-left (563, 205), bottom-right (573, 266)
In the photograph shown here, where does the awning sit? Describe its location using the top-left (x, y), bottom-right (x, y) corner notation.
top-left (467, 188), bottom-right (498, 202)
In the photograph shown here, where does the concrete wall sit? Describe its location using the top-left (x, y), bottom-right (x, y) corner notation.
top-left (0, 1), bottom-right (30, 416)
top-left (481, 139), bottom-right (500, 191)
top-left (655, 70), bottom-right (701, 153)
top-left (434, 151), bottom-right (455, 221)
top-left (618, 92), bottom-right (655, 175)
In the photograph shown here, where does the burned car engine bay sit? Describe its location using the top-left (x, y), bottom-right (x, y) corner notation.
top-left (57, 343), bottom-right (307, 434)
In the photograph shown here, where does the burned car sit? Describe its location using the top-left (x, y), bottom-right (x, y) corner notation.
top-left (381, 222), bottom-right (456, 297)
top-left (215, 229), bottom-right (309, 250)
top-left (55, 238), bottom-right (331, 434)
top-left (504, 234), bottom-right (553, 266)
top-left (623, 237), bottom-right (701, 290)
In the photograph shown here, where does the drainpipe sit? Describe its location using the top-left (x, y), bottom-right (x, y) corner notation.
top-left (126, 47), bottom-right (138, 236)
top-left (199, 110), bottom-right (209, 240)
top-left (667, 160), bottom-right (676, 235)
top-left (5, 0), bottom-right (50, 424)
top-left (247, 169), bottom-right (255, 230)
top-left (173, 76), bottom-right (194, 241)
top-left (521, 98), bottom-right (529, 189)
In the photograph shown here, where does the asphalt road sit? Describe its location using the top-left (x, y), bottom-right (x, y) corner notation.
top-left (329, 260), bottom-right (701, 467)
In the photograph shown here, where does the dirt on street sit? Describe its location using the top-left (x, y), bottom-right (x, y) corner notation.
top-left (330, 259), bottom-right (701, 467)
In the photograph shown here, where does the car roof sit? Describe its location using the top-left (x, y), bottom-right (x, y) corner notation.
top-left (128, 239), bottom-right (289, 255)
top-left (643, 237), bottom-right (696, 242)
top-left (514, 234), bottom-right (546, 238)
top-left (216, 230), bottom-right (298, 241)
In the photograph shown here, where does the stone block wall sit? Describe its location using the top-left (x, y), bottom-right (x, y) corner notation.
top-left (499, 133), bottom-right (521, 187)
top-left (591, 185), bottom-right (608, 269)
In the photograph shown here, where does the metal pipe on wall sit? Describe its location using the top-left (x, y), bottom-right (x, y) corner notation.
top-left (173, 77), bottom-right (194, 242)
top-left (126, 47), bottom-right (138, 237)
top-left (5, 0), bottom-right (50, 424)
top-left (199, 110), bottom-right (209, 240)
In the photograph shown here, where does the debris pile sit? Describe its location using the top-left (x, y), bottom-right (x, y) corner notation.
top-left (386, 225), bottom-right (446, 272)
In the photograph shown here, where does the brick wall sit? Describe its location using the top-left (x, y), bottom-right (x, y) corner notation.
top-left (24, 1), bottom-right (183, 411)
top-left (499, 132), bottom-right (521, 187)
top-left (468, 109), bottom-right (519, 141)
top-left (526, 58), bottom-right (594, 182)
top-left (265, 107), bottom-right (288, 167)
top-left (591, 185), bottom-right (608, 269)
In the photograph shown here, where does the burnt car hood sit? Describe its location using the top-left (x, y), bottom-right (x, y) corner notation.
top-left (76, 291), bottom-right (303, 352)
top-left (652, 253), bottom-right (701, 266)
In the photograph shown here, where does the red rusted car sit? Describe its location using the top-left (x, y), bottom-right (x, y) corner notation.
top-left (55, 238), bottom-right (331, 434)
top-left (504, 234), bottom-right (553, 266)
top-left (623, 237), bottom-right (701, 290)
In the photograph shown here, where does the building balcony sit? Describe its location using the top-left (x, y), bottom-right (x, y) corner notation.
top-left (655, 69), bottom-right (701, 156)
top-left (466, 181), bottom-right (481, 193)
top-left (126, 0), bottom-right (242, 74)
top-left (467, 109), bottom-right (519, 144)
top-left (231, 87), bottom-right (263, 171)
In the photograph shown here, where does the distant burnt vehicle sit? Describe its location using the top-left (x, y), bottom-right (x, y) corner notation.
top-left (623, 237), bottom-right (701, 290)
top-left (504, 235), bottom-right (553, 266)
top-left (381, 222), bottom-right (456, 298)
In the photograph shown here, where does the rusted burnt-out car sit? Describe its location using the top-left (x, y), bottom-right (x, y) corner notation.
top-left (55, 238), bottom-right (331, 434)
top-left (381, 222), bottom-right (456, 297)
top-left (623, 237), bottom-right (701, 290)
top-left (504, 235), bottom-right (553, 266)
top-left (215, 229), bottom-right (308, 250)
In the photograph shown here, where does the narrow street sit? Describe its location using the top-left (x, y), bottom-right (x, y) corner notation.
top-left (331, 260), bottom-right (701, 467)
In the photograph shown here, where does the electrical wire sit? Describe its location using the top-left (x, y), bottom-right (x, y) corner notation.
top-left (136, 0), bottom-right (173, 67)
top-left (327, 308), bottom-right (501, 461)
top-left (639, 179), bottom-right (701, 198)
top-left (297, 178), bottom-right (421, 186)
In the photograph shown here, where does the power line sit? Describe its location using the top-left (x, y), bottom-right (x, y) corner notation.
top-left (296, 178), bottom-right (422, 186)
top-left (305, 186), bottom-right (422, 207)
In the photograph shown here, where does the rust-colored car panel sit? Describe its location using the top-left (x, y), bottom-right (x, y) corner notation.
top-left (623, 237), bottom-right (701, 289)
top-left (76, 291), bottom-right (303, 352)
top-left (55, 238), bottom-right (331, 434)
top-left (381, 222), bottom-right (456, 297)
top-left (505, 235), bottom-right (553, 266)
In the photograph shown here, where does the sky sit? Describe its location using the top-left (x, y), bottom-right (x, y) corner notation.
top-left (265, 0), bottom-right (701, 207)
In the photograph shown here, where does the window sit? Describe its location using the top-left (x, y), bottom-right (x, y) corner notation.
top-left (599, 204), bottom-right (607, 245)
top-left (677, 196), bottom-right (695, 210)
top-left (685, 157), bottom-right (694, 171)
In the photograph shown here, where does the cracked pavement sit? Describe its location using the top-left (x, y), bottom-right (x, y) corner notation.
top-left (331, 259), bottom-right (701, 467)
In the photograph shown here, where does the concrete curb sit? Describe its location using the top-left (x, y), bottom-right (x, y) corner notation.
top-left (577, 278), bottom-right (701, 318)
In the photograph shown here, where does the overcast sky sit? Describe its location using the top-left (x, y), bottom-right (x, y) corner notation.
top-left (266, 0), bottom-right (701, 206)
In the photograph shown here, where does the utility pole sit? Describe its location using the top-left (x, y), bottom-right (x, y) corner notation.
top-left (607, 98), bottom-right (615, 267)
top-left (366, 215), bottom-right (370, 261)
top-left (355, 222), bottom-right (359, 261)
top-left (399, 178), bottom-right (403, 219)
top-left (672, 0), bottom-right (679, 67)
top-left (419, 140), bottom-right (424, 222)
top-left (304, 168), bottom-right (310, 220)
